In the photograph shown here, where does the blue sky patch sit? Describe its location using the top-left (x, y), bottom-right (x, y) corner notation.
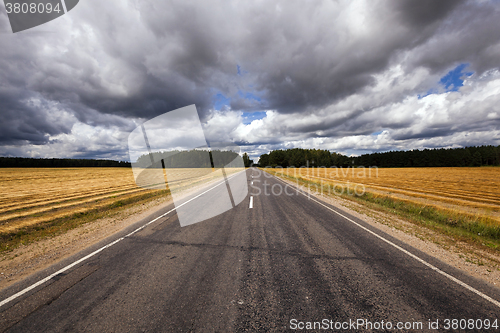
top-left (213, 89), bottom-right (264, 110)
top-left (242, 111), bottom-right (266, 125)
top-left (213, 93), bottom-right (231, 110)
top-left (439, 63), bottom-right (473, 92)
top-left (418, 63), bottom-right (474, 99)
top-left (237, 64), bottom-right (249, 76)
top-left (238, 90), bottom-right (261, 102)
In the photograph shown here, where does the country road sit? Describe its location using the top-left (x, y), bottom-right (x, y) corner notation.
top-left (1, 168), bottom-right (500, 332)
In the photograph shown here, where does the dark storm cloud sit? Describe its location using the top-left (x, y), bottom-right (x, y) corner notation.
top-left (0, 89), bottom-right (73, 145)
top-left (394, 0), bottom-right (464, 27)
top-left (1, 0), bottom-right (499, 159)
top-left (407, 1), bottom-right (500, 74)
top-left (235, 0), bottom-right (466, 114)
top-left (392, 127), bottom-right (457, 141)
top-left (2, 0), bottom-right (466, 125)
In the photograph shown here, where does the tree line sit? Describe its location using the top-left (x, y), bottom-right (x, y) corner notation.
top-left (1, 149), bottom-right (251, 169)
top-left (258, 148), bottom-right (351, 167)
top-left (258, 145), bottom-right (500, 168)
top-left (0, 157), bottom-right (131, 168)
top-left (134, 149), bottom-right (244, 168)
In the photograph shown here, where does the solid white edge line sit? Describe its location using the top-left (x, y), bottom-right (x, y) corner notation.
top-left (0, 170), bottom-right (246, 308)
top-left (249, 196), bottom-right (253, 209)
top-left (273, 175), bottom-right (500, 309)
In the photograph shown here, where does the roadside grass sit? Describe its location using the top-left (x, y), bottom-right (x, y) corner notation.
top-left (0, 189), bottom-right (169, 254)
top-left (266, 169), bottom-right (500, 252)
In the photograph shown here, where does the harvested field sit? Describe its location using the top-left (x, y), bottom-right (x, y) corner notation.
top-left (0, 168), bottom-right (155, 234)
top-left (0, 167), bottom-right (243, 237)
top-left (268, 167), bottom-right (500, 224)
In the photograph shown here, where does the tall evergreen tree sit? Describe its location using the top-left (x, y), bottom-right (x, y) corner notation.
top-left (472, 151), bottom-right (482, 167)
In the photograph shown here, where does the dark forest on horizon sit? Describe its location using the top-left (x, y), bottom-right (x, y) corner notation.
top-left (133, 149), bottom-right (249, 168)
top-left (0, 157), bottom-right (131, 168)
top-left (258, 145), bottom-right (500, 168)
top-left (0, 149), bottom-right (254, 168)
top-left (1, 145), bottom-right (499, 168)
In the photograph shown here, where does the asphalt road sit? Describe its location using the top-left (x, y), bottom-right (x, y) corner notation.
top-left (1, 168), bottom-right (500, 332)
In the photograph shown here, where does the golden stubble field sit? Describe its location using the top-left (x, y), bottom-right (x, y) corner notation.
top-left (0, 168), bottom-right (151, 234)
top-left (0, 167), bottom-right (244, 237)
top-left (267, 167), bottom-right (500, 224)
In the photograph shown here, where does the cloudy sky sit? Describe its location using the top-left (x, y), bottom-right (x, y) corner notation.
top-left (1, 0), bottom-right (499, 162)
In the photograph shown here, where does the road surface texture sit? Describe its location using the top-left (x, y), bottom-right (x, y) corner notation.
top-left (1, 168), bottom-right (499, 332)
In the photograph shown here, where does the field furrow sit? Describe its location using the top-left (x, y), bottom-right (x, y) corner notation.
top-left (271, 167), bottom-right (500, 224)
top-left (303, 174), bottom-right (500, 207)
top-left (0, 168), bottom-right (152, 234)
top-left (0, 184), bottom-right (138, 211)
top-left (0, 187), bottom-right (147, 223)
